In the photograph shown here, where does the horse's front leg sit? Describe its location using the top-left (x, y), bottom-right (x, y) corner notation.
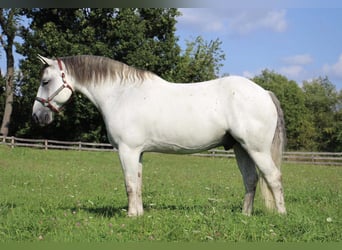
top-left (118, 145), bottom-right (144, 217)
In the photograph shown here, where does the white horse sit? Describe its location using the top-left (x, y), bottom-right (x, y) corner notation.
top-left (32, 55), bottom-right (286, 216)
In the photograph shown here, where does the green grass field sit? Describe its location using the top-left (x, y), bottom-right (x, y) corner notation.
top-left (0, 146), bottom-right (341, 242)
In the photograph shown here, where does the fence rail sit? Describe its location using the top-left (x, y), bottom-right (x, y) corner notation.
top-left (1, 136), bottom-right (341, 166)
top-left (1, 135), bottom-right (114, 152)
top-left (194, 149), bottom-right (342, 166)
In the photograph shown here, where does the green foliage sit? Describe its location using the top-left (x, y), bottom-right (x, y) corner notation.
top-left (0, 8), bottom-right (21, 136)
top-left (173, 36), bottom-right (225, 82)
top-left (0, 146), bottom-right (341, 242)
top-left (111, 8), bottom-right (181, 80)
top-left (0, 72), bottom-right (4, 119)
top-left (253, 70), bottom-right (316, 150)
top-left (253, 71), bottom-right (342, 151)
top-left (302, 77), bottom-right (342, 151)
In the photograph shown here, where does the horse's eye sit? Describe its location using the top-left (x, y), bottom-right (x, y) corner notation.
top-left (42, 80), bottom-right (49, 86)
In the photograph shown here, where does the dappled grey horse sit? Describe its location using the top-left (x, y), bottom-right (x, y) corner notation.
top-left (32, 55), bottom-right (286, 216)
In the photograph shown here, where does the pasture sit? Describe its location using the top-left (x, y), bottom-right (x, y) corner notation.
top-left (0, 146), bottom-right (341, 242)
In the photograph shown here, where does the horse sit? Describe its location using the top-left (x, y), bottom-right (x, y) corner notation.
top-left (32, 55), bottom-right (286, 216)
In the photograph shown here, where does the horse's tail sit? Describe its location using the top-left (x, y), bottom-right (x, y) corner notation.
top-left (259, 91), bottom-right (286, 211)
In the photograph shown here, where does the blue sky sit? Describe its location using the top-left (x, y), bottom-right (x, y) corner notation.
top-left (176, 8), bottom-right (342, 89)
top-left (1, 7), bottom-right (342, 90)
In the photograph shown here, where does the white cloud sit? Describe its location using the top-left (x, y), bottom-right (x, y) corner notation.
top-left (178, 9), bottom-right (229, 32)
top-left (278, 53), bottom-right (313, 80)
top-left (282, 54), bottom-right (313, 65)
top-left (208, 21), bottom-right (225, 32)
top-left (242, 70), bottom-right (256, 79)
top-left (230, 9), bottom-right (287, 35)
top-left (322, 54), bottom-right (342, 78)
top-left (279, 65), bottom-right (305, 78)
top-left (178, 8), bottom-right (288, 35)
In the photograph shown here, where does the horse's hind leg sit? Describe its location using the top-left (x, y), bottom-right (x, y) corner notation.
top-left (248, 150), bottom-right (286, 214)
top-left (233, 144), bottom-right (258, 216)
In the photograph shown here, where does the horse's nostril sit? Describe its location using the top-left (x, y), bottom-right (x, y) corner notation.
top-left (32, 114), bottom-right (39, 124)
top-left (44, 113), bottom-right (50, 123)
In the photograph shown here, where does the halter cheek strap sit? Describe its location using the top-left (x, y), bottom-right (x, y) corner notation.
top-left (35, 58), bottom-right (74, 113)
top-left (57, 58), bottom-right (66, 83)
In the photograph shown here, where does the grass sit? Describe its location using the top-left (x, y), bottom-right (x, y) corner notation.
top-left (0, 145), bottom-right (341, 242)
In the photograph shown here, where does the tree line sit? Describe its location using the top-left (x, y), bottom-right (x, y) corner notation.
top-left (1, 8), bottom-right (341, 152)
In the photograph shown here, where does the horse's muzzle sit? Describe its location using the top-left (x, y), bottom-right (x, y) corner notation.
top-left (32, 113), bottom-right (40, 124)
top-left (32, 109), bottom-right (53, 126)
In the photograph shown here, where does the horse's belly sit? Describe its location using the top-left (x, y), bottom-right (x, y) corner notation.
top-left (145, 139), bottom-right (223, 154)
top-left (144, 124), bottom-right (227, 154)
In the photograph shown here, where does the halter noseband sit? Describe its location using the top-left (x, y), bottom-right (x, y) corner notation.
top-left (35, 58), bottom-right (74, 113)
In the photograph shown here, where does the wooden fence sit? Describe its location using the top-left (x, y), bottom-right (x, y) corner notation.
top-left (1, 136), bottom-right (342, 166)
top-left (0, 136), bottom-right (114, 152)
top-left (194, 149), bottom-right (342, 166)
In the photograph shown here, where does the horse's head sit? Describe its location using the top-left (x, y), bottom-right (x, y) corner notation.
top-left (32, 55), bottom-right (74, 126)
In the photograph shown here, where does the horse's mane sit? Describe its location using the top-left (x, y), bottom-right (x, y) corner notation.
top-left (61, 55), bottom-right (155, 85)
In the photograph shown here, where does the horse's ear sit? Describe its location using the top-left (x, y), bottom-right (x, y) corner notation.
top-left (37, 54), bottom-right (53, 65)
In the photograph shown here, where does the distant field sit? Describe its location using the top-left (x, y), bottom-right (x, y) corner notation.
top-left (0, 146), bottom-right (341, 242)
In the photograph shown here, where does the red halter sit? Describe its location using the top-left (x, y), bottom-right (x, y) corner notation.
top-left (35, 58), bottom-right (74, 113)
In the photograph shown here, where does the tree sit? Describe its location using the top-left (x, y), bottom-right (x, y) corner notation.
top-left (11, 10), bottom-right (83, 139)
top-left (0, 8), bottom-right (20, 136)
top-left (302, 77), bottom-right (342, 151)
top-left (336, 90), bottom-right (342, 151)
top-left (111, 8), bottom-right (181, 81)
top-left (173, 36), bottom-right (225, 82)
top-left (253, 70), bottom-right (316, 150)
top-left (0, 69), bottom-right (4, 120)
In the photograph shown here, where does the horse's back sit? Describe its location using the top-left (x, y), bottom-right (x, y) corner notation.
top-left (129, 76), bottom-right (277, 153)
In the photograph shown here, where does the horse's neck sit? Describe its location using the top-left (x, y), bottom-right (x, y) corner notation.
top-left (73, 80), bottom-right (119, 110)
top-left (73, 79), bottom-right (148, 110)
top-left (73, 75), bottom-right (169, 111)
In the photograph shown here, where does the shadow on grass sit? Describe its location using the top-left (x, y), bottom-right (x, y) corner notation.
top-left (150, 203), bottom-right (267, 216)
top-left (75, 204), bottom-right (207, 218)
top-left (145, 203), bottom-right (206, 212)
top-left (67, 202), bottom-right (266, 218)
top-left (0, 202), bottom-right (17, 215)
top-left (80, 205), bottom-right (128, 218)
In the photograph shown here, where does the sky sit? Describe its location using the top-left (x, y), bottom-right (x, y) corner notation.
top-left (175, 8), bottom-right (342, 89)
top-left (1, 6), bottom-right (342, 90)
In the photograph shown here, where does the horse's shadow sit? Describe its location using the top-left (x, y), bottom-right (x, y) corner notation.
top-left (0, 202), bottom-right (17, 215)
top-left (70, 203), bottom-right (248, 218)
top-left (79, 205), bottom-right (128, 218)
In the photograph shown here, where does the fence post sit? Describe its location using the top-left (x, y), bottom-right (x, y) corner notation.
top-left (78, 141), bottom-right (82, 151)
top-left (44, 140), bottom-right (48, 150)
top-left (11, 136), bottom-right (15, 149)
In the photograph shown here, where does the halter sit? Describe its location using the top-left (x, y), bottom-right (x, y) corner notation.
top-left (35, 59), bottom-right (74, 113)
